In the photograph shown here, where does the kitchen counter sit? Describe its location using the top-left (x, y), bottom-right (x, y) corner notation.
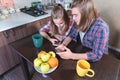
top-left (0, 10), bottom-right (51, 32)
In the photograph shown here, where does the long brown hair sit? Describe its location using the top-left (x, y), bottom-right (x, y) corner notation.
top-left (50, 4), bottom-right (70, 35)
top-left (71, 0), bottom-right (99, 32)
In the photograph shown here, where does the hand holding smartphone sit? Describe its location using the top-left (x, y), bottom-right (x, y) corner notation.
top-left (54, 48), bottom-right (66, 52)
top-left (54, 44), bottom-right (66, 52)
top-left (53, 41), bottom-right (61, 47)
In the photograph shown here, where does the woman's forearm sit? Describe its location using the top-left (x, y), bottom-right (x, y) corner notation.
top-left (40, 32), bottom-right (51, 41)
top-left (71, 53), bottom-right (88, 60)
top-left (62, 37), bottom-right (72, 46)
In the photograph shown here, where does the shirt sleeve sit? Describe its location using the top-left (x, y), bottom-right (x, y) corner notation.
top-left (68, 27), bottom-right (78, 41)
top-left (86, 27), bottom-right (109, 62)
top-left (39, 21), bottom-right (51, 32)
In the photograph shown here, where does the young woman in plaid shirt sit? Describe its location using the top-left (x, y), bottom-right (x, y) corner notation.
top-left (56, 0), bottom-right (109, 62)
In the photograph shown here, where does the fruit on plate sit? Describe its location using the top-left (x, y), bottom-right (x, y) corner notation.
top-left (34, 58), bottom-right (42, 67)
top-left (38, 51), bottom-right (46, 58)
top-left (48, 51), bottom-right (56, 57)
top-left (34, 50), bottom-right (59, 73)
top-left (48, 57), bottom-right (58, 68)
top-left (40, 63), bottom-right (50, 73)
top-left (41, 53), bottom-right (51, 62)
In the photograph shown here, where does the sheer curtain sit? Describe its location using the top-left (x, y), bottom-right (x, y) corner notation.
top-left (0, 0), bottom-right (14, 8)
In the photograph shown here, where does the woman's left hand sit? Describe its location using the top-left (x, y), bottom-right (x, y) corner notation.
top-left (56, 46), bottom-right (73, 59)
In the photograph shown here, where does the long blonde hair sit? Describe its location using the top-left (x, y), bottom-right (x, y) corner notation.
top-left (50, 4), bottom-right (70, 35)
top-left (71, 0), bottom-right (99, 32)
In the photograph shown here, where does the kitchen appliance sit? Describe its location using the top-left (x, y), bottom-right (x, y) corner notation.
top-left (20, 6), bottom-right (47, 17)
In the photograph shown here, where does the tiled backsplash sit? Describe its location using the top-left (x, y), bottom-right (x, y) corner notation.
top-left (13, 0), bottom-right (35, 8)
top-left (13, 0), bottom-right (52, 8)
top-left (13, 0), bottom-right (72, 9)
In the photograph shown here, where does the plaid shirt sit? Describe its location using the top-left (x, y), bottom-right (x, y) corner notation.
top-left (39, 20), bottom-right (77, 41)
top-left (82, 18), bottom-right (109, 62)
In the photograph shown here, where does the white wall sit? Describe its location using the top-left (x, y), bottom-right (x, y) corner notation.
top-left (93, 0), bottom-right (120, 49)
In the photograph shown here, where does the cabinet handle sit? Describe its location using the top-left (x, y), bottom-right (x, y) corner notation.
top-left (10, 29), bottom-right (16, 36)
top-left (3, 31), bottom-right (9, 38)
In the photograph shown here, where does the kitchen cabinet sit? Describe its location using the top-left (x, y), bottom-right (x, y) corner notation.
top-left (40, 17), bottom-right (51, 27)
top-left (0, 17), bottom-right (50, 76)
top-left (25, 17), bottom-right (50, 75)
top-left (0, 32), bottom-right (20, 75)
top-left (26, 17), bottom-right (50, 35)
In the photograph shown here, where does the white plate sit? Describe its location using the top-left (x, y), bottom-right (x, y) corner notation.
top-left (34, 66), bottom-right (58, 74)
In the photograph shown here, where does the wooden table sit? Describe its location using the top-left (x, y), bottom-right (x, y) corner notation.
top-left (9, 34), bottom-right (120, 80)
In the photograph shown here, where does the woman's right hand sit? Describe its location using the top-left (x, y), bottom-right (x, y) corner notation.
top-left (55, 44), bottom-right (65, 51)
top-left (56, 46), bottom-right (73, 59)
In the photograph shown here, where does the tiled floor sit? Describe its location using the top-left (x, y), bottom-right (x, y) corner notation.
top-left (0, 48), bottom-right (119, 80)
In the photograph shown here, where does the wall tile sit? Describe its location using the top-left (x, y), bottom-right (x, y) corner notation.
top-left (13, 0), bottom-right (35, 8)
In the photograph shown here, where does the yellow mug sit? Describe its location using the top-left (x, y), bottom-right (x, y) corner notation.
top-left (76, 59), bottom-right (95, 77)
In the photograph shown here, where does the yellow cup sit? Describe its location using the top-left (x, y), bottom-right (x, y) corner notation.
top-left (76, 59), bottom-right (95, 77)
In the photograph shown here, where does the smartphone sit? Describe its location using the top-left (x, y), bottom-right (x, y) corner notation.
top-left (54, 48), bottom-right (66, 52)
top-left (53, 41), bottom-right (61, 47)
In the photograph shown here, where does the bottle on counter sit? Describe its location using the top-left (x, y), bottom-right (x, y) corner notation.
top-left (0, 4), bottom-right (9, 20)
